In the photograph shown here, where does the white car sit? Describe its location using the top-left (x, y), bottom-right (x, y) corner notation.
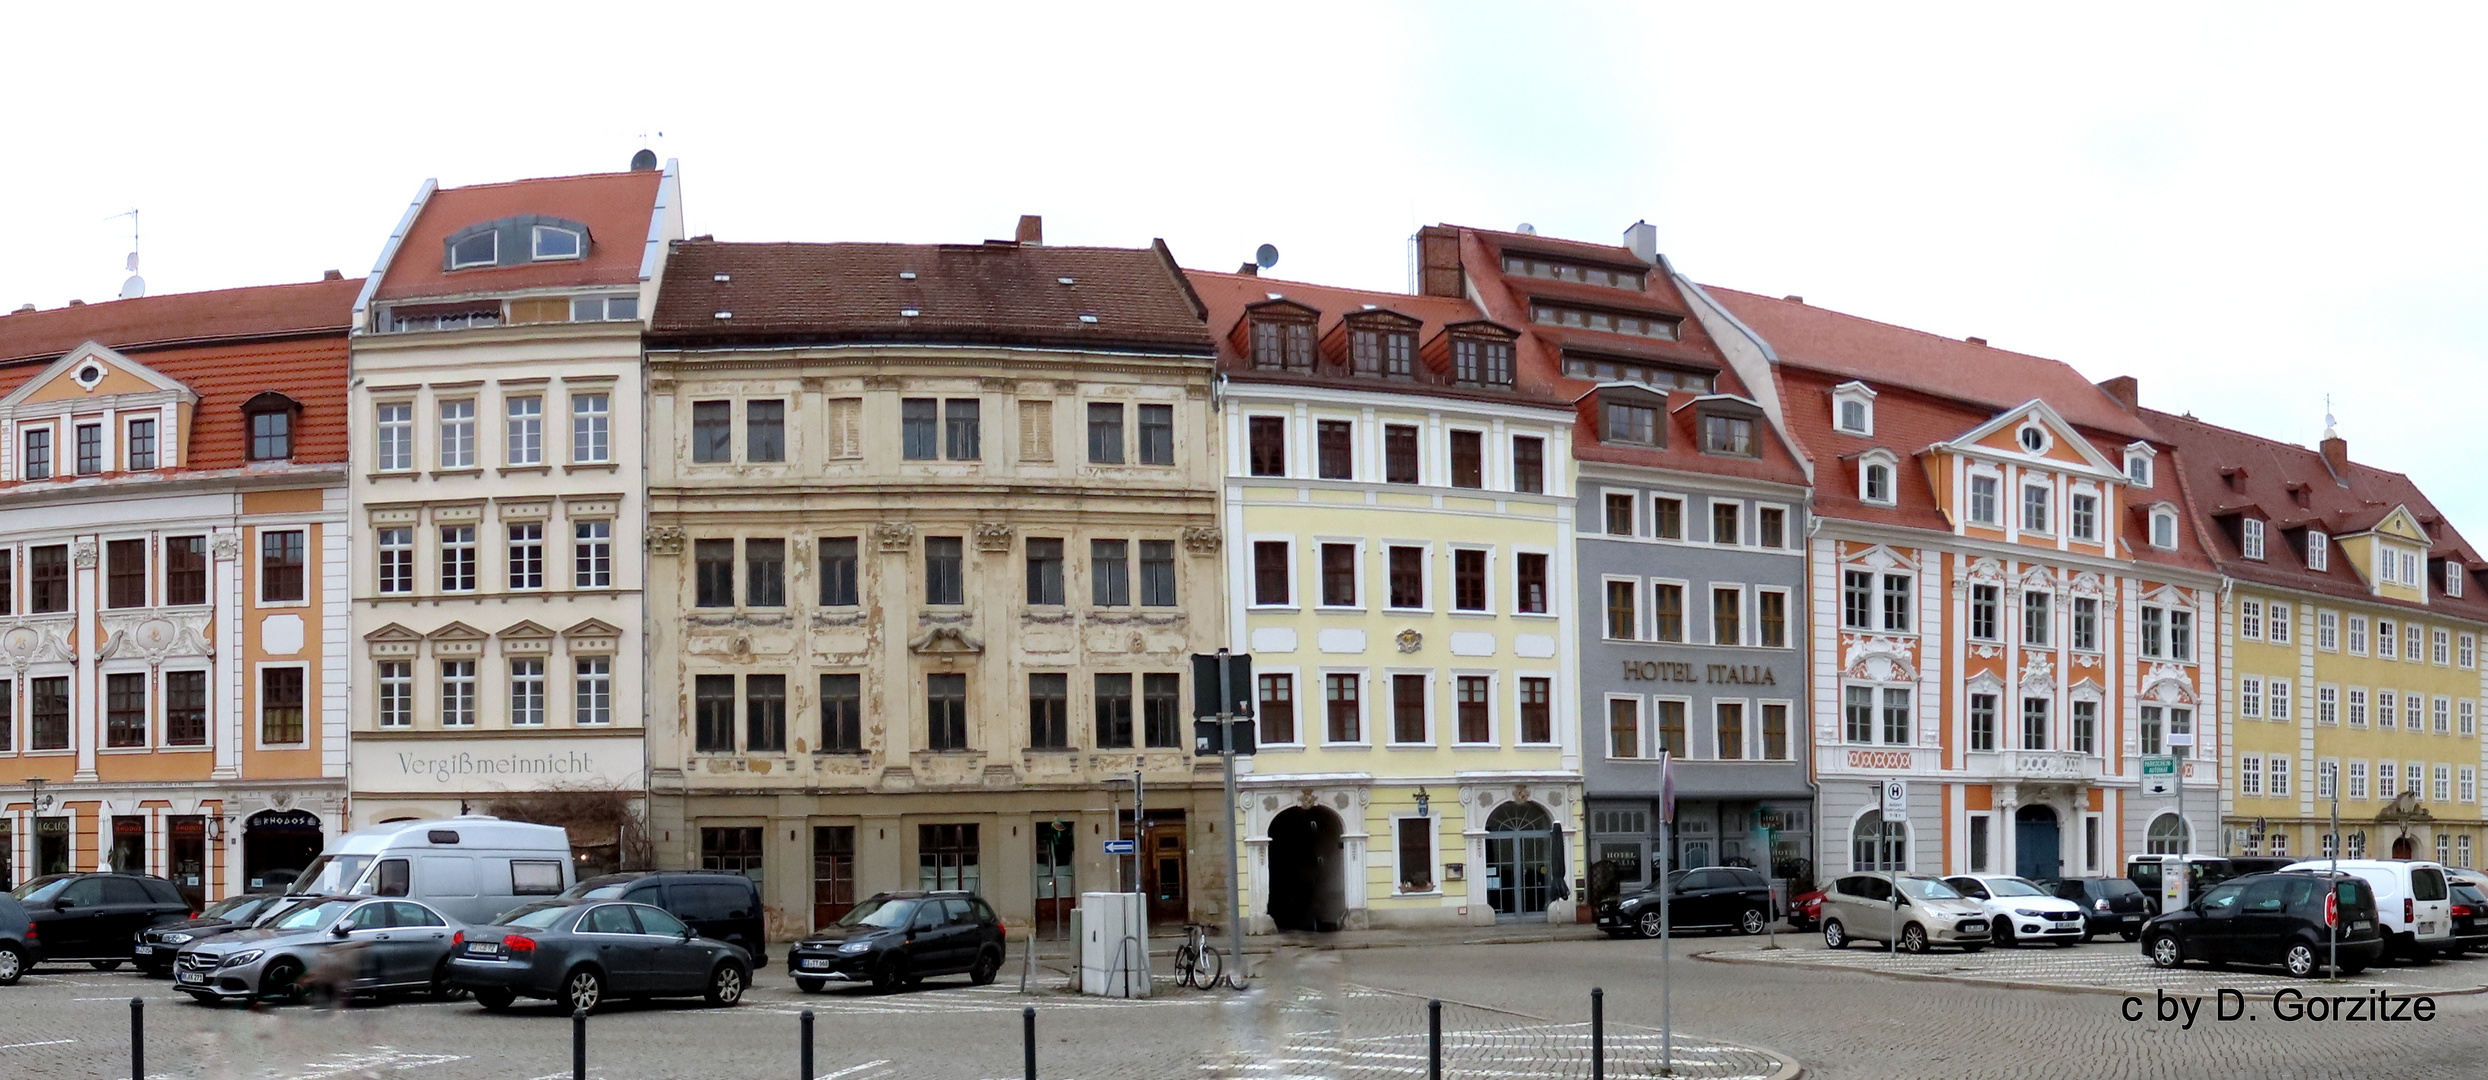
top-left (1942, 874), bottom-right (2088, 946)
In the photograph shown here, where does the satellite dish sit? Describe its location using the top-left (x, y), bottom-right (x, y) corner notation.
top-left (1516, 223), bottom-right (1537, 235)
top-left (119, 275), bottom-right (146, 300)
top-left (629, 148), bottom-right (659, 172)
top-left (1254, 244), bottom-right (1279, 270)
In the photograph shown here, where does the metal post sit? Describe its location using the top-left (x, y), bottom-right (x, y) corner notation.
top-left (2329, 790), bottom-right (2341, 979)
top-left (1427, 999), bottom-right (1443, 1080)
top-left (572, 1008), bottom-right (587, 1080)
top-left (800, 1010), bottom-right (814, 1080)
top-left (1590, 987), bottom-right (1605, 1080)
top-left (1218, 648), bottom-right (1246, 985)
top-left (1023, 1005), bottom-right (1037, 1080)
top-left (1660, 817), bottom-right (1672, 1076)
top-left (129, 997), bottom-right (142, 1080)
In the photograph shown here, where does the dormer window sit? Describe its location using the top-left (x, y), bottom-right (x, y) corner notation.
top-left (1452, 334), bottom-right (1515, 388)
top-left (2242, 517), bottom-right (2266, 561)
top-left (448, 231), bottom-right (497, 269)
top-left (1603, 401), bottom-right (1657, 446)
top-left (1249, 314), bottom-right (1315, 373)
top-left (2151, 506), bottom-right (2179, 550)
top-left (243, 391), bottom-right (300, 462)
top-left (1701, 413), bottom-right (1755, 457)
top-left (1858, 451), bottom-right (1898, 506)
top-left (1343, 311), bottom-right (1419, 380)
top-left (532, 225), bottom-right (584, 260)
top-left (2020, 483), bottom-right (2051, 533)
top-left (2306, 530), bottom-right (2329, 571)
top-left (1968, 474), bottom-right (2000, 525)
top-left (2449, 560), bottom-right (2466, 598)
top-left (1500, 255), bottom-right (1644, 291)
top-left (1563, 354), bottom-right (1712, 393)
top-left (1528, 302), bottom-right (1679, 341)
top-left (2125, 443), bottom-right (2155, 487)
top-left (1832, 381), bottom-right (1876, 435)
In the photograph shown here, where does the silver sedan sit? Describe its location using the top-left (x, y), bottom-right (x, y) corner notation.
top-left (173, 896), bottom-right (464, 1005)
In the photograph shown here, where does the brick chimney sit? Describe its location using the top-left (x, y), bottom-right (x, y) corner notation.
top-left (2097, 375), bottom-right (2139, 412)
top-left (1235, 262), bottom-right (1258, 277)
top-left (1015, 215), bottom-right (1043, 246)
top-left (2321, 430), bottom-right (2350, 481)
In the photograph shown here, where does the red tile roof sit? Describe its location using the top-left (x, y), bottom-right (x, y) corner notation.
top-left (0, 336), bottom-right (349, 490)
top-left (373, 171), bottom-right (663, 302)
top-left (0, 278), bottom-right (359, 365)
top-left (652, 240), bottom-right (1213, 356)
top-left (1185, 269), bottom-right (1571, 410)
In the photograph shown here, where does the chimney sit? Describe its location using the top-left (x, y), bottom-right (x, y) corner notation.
top-left (1015, 215), bottom-right (1043, 246)
top-left (1623, 220), bottom-right (1658, 265)
top-left (1235, 262), bottom-right (1259, 277)
top-left (1964, 336), bottom-right (1987, 346)
top-left (322, 269), bottom-right (343, 281)
top-left (67, 299), bottom-right (84, 307)
top-left (8, 304), bottom-right (29, 315)
top-left (2321, 430), bottom-right (2350, 481)
top-left (2097, 375), bottom-right (2139, 412)
top-left (1783, 295), bottom-right (1804, 304)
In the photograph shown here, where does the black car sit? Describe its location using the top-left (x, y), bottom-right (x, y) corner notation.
top-left (0, 892), bottom-right (34, 985)
top-left (9, 873), bottom-right (191, 970)
top-left (446, 898), bottom-right (750, 1014)
top-left (2226, 856), bottom-right (2298, 877)
top-left (2039, 876), bottom-right (2151, 941)
top-left (2445, 881), bottom-right (2488, 955)
top-left (1597, 867), bottom-right (1774, 938)
top-left (133, 893), bottom-right (295, 976)
top-left (786, 891), bottom-right (1005, 993)
top-left (2142, 870), bottom-right (2384, 978)
top-left (561, 871), bottom-right (767, 968)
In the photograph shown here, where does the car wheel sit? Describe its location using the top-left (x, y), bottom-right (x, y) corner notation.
top-left (2148, 933), bottom-right (2185, 969)
top-left (2285, 943), bottom-right (2319, 978)
top-left (2119, 928), bottom-right (2140, 943)
top-left (1638, 910), bottom-right (1666, 939)
top-left (563, 967), bottom-right (606, 1015)
top-left (0, 945), bottom-right (21, 986)
top-left (873, 955), bottom-right (910, 994)
top-left (1823, 920), bottom-right (1847, 949)
top-left (1738, 908), bottom-right (1768, 935)
top-left (261, 959), bottom-right (307, 1003)
top-left (430, 957), bottom-right (465, 1000)
top-left (89, 959), bottom-right (123, 972)
top-left (704, 963), bottom-right (747, 1007)
top-left (472, 988), bottom-right (516, 1012)
top-left (1898, 923), bottom-right (1929, 954)
top-left (1992, 920), bottom-right (2017, 948)
top-left (969, 948), bottom-right (1002, 986)
top-left (2079, 930), bottom-right (2095, 944)
top-left (795, 977), bottom-right (825, 993)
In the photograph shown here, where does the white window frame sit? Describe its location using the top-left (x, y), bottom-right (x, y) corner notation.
top-left (1318, 667), bottom-right (1370, 748)
top-left (1388, 811), bottom-right (1442, 896)
top-left (2317, 610), bottom-right (2339, 652)
top-left (253, 661), bottom-right (312, 749)
top-left (2317, 684), bottom-right (2339, 726)
top-left (1650, 492), bottom-right (1688, 541)
top-left (2347, 687), bottom-right (2368, 728)
top-left (1514, 671), bottom-right (1560, 746)
top-left (2150, 506), bottom-right (2178, 550)
top-left (1600, 574), bottom-right (1642, 642)
top-left (2240, 598), bottom-right (2263, 640)
top-left (570, 391), bottom-right (612, 465)
top-left (505, 394), bottom-right (544, 466)
top-left (573, 520), bottom-right (613, 588)
top-left (1603, 692), bottom-right (1646, 760)
top-left (509, 657), bottom-right (547, 727)
top-left (1832, 381), bottom-right (1876, 435)
top-left (531, 225), bottom-right (584, 261)
top-left (2461, 633), bottom-right (2477, 669)
top-left (2348, 615), bottom-right (2369, 656)
top-left (1710, 584), bottom-right (1746, 647)
top-left (1599, 487), bottom-right (1638, 537)
top-left (2348, 759), bottom-right (2368, 800)
top-left (1708, 498), bottom-right (1745, 547)
top-left (1858, 451), bottom-right (1897, 506)
top-left (376, 660), bottom-right (413, 729)
top-left (1711, 696), bottom-right (1752, 761)
top-left (1313, 539), bottom-right (1365, 613)
top-left (2069, 489), bottom-right (2099, 542)
top-left (375, 401), bottom-right (415, 472)
top-left (1381, 541), bottom-right (1433, 614)
top-left (2240, 676), bottom-right (2263, 719)
top-left (2268, 602), bottom-right (2292, 645)
top-left (2307, 530), bottom-right (2329, 571)
top-left (2242, 518), bottom-right (2266, 561)
top-left (254, 527), bottom-right (311, 608)
top-left (1755, 503), bottom-right (1792, 550)
top-left (574, 655), bottom-right (613, 726)
top-left (2125, 445), bottom-right (2154, 487)
top-left (1449, 669), bottom-right (1498, 748)
top-left (2240, 754), bottom-right (2262, 796)
top-left (448, 230), bottom-right (497, 269)
top-left (1245, 534), bottom-right (1300, 612)
top-left (438, 399), bottom-right (477, 469)
top-left (1447, 543), bottom-right (1495, 616)
top-left (1967, 473), bottom-right (2000, 526)
top-left (2433, 627), bottom-right (2452, 666)
top-left (2020, 483), bottom-right (2051, 534)
top-left (1755, 585), bottom-right (1794, 649)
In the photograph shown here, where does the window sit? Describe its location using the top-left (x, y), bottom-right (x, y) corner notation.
top-left (2319, 611), bottom-right (2340, 651)
top-left (574, 521), bottom-right (611, 588)
top-left (373, 402), bottom-right (414, 471)
top-left (2463, 633), bottom-right (2477, 668)
top-left (2240, 599), bottom-right (2263, 640)
top-left (125, 417), bottom-right (155, 470)
top-left (1133, 540), bottom-right (1177, 607)
top-left (104, 538), bottom-right (145, 608)
top-left (1299, 419), bottom-right (1351, 481)
top-left (570, 295), bottom-right (635, 321)
top-left (2436, 764), bottom-right (2454, 802)
top-left (1837, 397), bottom-right (1870, 434)
top-left (692, 400), bottom-right (734, 463)
top-left (2151, 510), bottom-right (2178, 550)
top-left (744, 674), bottom-right (787, 753)
top-left (507, 658), bottom-right (545, 727)
top-left (2450, 562), bottom-right (2467, 598)
top-left (2017, 697), bottom-right (2051, 750)
top-left (29, 676), bottom-right (66, 750)
top-left (1251, 318), bottom-right (1315, 371)
top-left (1701, 414), bottom-right (1755, 457)
top-left (1653, 496), bottom-right (1684, 540)
top-left (438, 400), bottom-right (475, 468)
top-left (2270, 679), bottom-right (2292, 722)
top-left (2138, 605), bottom-right (2167, 658)
top-left (2021, 485), bottom-right (2050, 533)
top-left (575, 657), bottom-right (611, 727)
top-left (1320, 543), bottom-right (1357, 607)
top-left (2378, 689), bottom-right (2397, 729)
top-left (2465, 699), bottom-right (2478, 737)
top-left (749, 400), bottom-right (788, 462)
top-left (1881, 573), bottom-right (1912, 631)
top-left (531, 224), bottom-right (582, 259)
top-left (2022, 590), bottom-right (2050, 646)
top-left (2407, 622), bottom-right (2424, 663)
top-left (2070, 493), bottom-right (2098, 541)
top-left (1644, 582), bottom-right (1683, 642)
top-left (821, 537), bottom-right (860, 607)
top-left (2434, 628), bottom-right (2452, 666)
top-left (1712, 586), bottom-right (1743, 646)
top-left (19, 428), bottom-right (48, 480)
top-left (254, 666), bottom-right (304, 744)
top-left (2241, 756), bottom-right (2262, 796)
top-left (1715, 702), bottom-right (1745, 760)
top-left (1750, 589), bottom-right (1787, 648)
top-left (1519, 677), bottom-right (1552, 743)
top-left (1452, 337), bottom-right (1513, 387)
top-left (2348, 615), bottom-right (2369, 655)
top-left (928, 673), bottom-right (969, 750)
top-left (165, 536), bottom-right (204, 605)
top-left (2072, 699), bottom-right (2098, 754)
top-left (1350, 324), bottom-right (1416, 378)
top-left (1398, 818), bottom-right (1434, 894)
top-left (1455, 676), bottom-right (1490, 744)
top-left (2140, 705), bottom-right (2164, 754)
top-left (1605, 580), bottom-right (1637, 640)
top-left (1024, 537), bottom-right (1064, 605)
top-left (1968, 476), bottom-right (1998, 525)
top-left (916, 823), bottom-right (980, 893)
top-left (1882, 688), bottom-right (1911, 743)
top-left (1324, 674), bottom-right (1360, 742)
top-left (1854, 812), bottom-right (1908, 872)
top-left (1392, 674), bottom-right (1428, 744)
top-left (1512, 436), bottom-right (1544, 494)
top-left (1710, 502), bottom-right (1741, 546)
top-left (1608, 698), bottom-right (1640, 758)
top-left (695, 539), bottom-right (734, 607)
top-left (2349, 687), bottom-right (2368, 728)
top-left (105, 672), bottom-right (146, 747)
top-left (260, 530), bottom-right (306, 603)
top-left (1027, 673), bottom-right (1069, 750)
top-left (1651, 699), bottom-right (1686, 756)
top-left (1959, 584), bottom-right (1996, 641)
top-left (1091, 539), bottom-right (1130, 606)
top-left (73, 423), bottom-right (100, 474)
top-left (246, 399), bottom-right (294, 461)
top-left (505, 396), bottom-right (542, 465)
top-left (571, 393), bottom-right (610, 463)
top-left (2307, 530), bottom-right (2329, 571)
top-left (2379, 619), bottom-right (2398, 659)
top-left (1517, 553), bottom-right (1548, 614)
top-left (29, 545), bottom-right (65, 613)
top-left (1448, 431), bottom-right (1484, 489)
top-left (1384, 425), bottom-right (1420, 483)
top-left (1759, 702), bottom-right (1790, 760)
top-left (804, 671), bottom-right (859, 751)
top-left (925, 536), bottom-right (964, 605)
top-left (1453, 549), bottom-right (1487, 612)
top-left (1258, 673), bottom-right (1296, 745)
top-left (746, 538), bottom-right (786, 607)
top-left (1862, 461), bottom-right (1893, 504)
top-left (1845, 686), bottom-right (1876, 744)
top-left (1383, 546), bottom-right (1427, 609)
top-left (1603, 402), bottom-right (1656, 446)
top-left (507, 524), bottom-right (543, 590)
top-left (2319, 685), bottom-right (2340, 726)
top-left (435, 660), bottom-right (475, 728)
top-left (1252, 541), bottom-right (1290, 605)
top-left (1603, 493), bottom-right (1635, 536)
top-left (2270, 603), bottom-right (2292, 645)
top-left (2242, 518), bottom-right (2266, 560)
top-left (2378, 761), bottom-right (2397, 797)
top-left (2074, 596), bottom-right (2100, 651)
top-left (1087, 403), bottom-right (1124, 464)
top-left (158, 669), bottom-right (203, 745)
top-left (1137, 403), bottom-right (1174, 465)
top-left (1094, 673), bottom-right (1133, 749)
top-left (1842, 571), bottom-right (1874, 630)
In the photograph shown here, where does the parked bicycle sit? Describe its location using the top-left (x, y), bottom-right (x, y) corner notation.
top-left (1175, 923), bottom-right (1224, 989)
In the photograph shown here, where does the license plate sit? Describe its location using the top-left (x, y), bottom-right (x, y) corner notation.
top-left (2123, 915), bottom-right (2142, 922)
top-left (799, 959), bottom-right (830, 971)
top-left (2353, 921), bottom-right (2372, 932)
top-left (2420, 922), bottom-right (2438, 935)
top-left (133, 945), bottom-right (153, 955)
top-left (470, 943), bottom-right (503, 955)
top-left (176, 971), bottom-right (203, 984)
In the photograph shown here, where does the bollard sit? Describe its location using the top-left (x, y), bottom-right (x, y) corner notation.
top-left (1023, 1005), bottom-right (1037, 1080)
top-left (1428, 999), bottom-right (1442, 1080)
top-left (572, 1008), bottom-right (587, 1080)
top-left (801, 1010), bottom-right (815, 1080)
top-left (129, 997), bottom-right (143, 1080)
top-left (1591, 987), bottom-right (1604, 1080)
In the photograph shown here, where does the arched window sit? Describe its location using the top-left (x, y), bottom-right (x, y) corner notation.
top-left (2145, 812), bottom-right (2188, 855)
top-left (1851, 810), bottom-right (1908, 871)
top-left (242, 391), bottom-right (300, 462)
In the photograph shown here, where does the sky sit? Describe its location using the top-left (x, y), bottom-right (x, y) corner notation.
top-left (5, 2), bottom-right (2483, 527)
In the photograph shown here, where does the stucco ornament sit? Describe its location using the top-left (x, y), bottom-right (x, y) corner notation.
top-left (1841, 636), bottom-right (1918, 682)
top-left (646, 527), bottom-right (686, 557)
top-left (210, 532), bottom-right (241, 561)
top-left (875, 521), bottom-right (916, 552)
top-left (974, 522), bottom-right (1014, 552)
top-left (72, 542), bottom-right (97, 569)
top-left (2019, 652), bottom-right (2056, 694)
top-left (1396, 629), bottom-right (1423, 654)
top-left (1182, 525), bottom-right (1222, 555)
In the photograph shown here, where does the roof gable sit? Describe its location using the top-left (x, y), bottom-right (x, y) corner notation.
top-left (1935, 398), bottom-right (2123, 480)
top-left (0, 342), bottom-right (194, 409)
top-left (2361, 505), bottom-right (2429, 544)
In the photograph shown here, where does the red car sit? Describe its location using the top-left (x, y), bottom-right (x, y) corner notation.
top-left (1786, 888), bottom-right (1825, 931)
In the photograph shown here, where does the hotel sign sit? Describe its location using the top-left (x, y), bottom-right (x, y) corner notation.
top-left (1620, 660), bottom-right (1778, 686)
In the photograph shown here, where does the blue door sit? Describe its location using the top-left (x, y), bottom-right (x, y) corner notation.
top-left (2014, 807), bottom-right (2061, 880)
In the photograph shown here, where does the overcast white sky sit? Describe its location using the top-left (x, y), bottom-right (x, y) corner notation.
top-left (7, 3), bottom-right (2481, 528)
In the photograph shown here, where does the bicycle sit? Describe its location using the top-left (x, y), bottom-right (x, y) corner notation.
top-left (1174, 923), bottom-right (1224, 989)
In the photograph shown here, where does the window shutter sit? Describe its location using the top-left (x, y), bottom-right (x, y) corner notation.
top-left (827, 398), bottom-right (862, 459)
top-left (1020, 400), bottom-right (1053, 462)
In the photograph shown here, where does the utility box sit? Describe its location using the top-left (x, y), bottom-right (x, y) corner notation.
top-left (1077, 891), bottom-right (1150, 998)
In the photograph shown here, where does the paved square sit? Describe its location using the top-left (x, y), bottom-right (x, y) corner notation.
top-left (1704, 939), bottom-right (2488, 997)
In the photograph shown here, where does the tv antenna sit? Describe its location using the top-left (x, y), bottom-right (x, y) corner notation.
top-left (105, 208), bottom-right (144, 299)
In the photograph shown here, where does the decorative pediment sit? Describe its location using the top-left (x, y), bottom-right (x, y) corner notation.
top-left (2068, 572), bottom-right (2108, 598)
top-left (1841, 635), bottom-right (1917, 683)
top-left (2139, 582), bottom-right (2188, 606)
top-left (1844, 543), bottom-right (1916, 572)
top-left (2018, 565), bottom-right (2058, 591)
top-left (1960, 556), bottom-right (2007, 585)
top-left (2141, 663), bottom-right (2196, 704)
top-left (364, 622), bottom-right (422, 659)
top-left (2018, 652), bottom-right (2056, 694)
top-left (909, 625), bottom-right (984, 655)
top-left (498, 620), bottom-right (556, 655)
top-left (427, 621), bottom-right (486, 642)
top-left (564, 619), bottom-right (622, 638)
top-left (1964, 671), bottom-right (2005, 697)
top-left (1934, 398), bottom-right (2124, 480)
top-left (0, 340), bottom-right (197, 409)
top-left (2068, 678), bottom-right (2106, 703)
top-left (564, 619), bottom-right (622, 654)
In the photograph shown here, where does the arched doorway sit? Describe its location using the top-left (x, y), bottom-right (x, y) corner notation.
top-left (1267, 806), bottom-right (1346, 932)
top-left (1485, 802), bottom-right (1554, 921)
top-left (2014, 806), bottom-right (2062, 879)
top-left (1851, 810), bottom-right (1907, 871)
top-left (2146, 813), bottom-right (2188, 855)
top-left (243, 809), bottom-right (324, 893)
top-left (2391, 835), bottom-right (2415, 859)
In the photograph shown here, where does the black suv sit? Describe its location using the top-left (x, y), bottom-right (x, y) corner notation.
top-left (2142, 870), bottom-right (2384, 978)
top-left (132, 892), bottom-right (294, 976)
top-left (786, 891), bottom-right (1005, 993)
top-left (0, 892), bottom-right (34, 984)
top-left (560, 871), bottom-right (767, 968)
top-left (1598, 866), bottom-right (1774, 938)
top-left (2039, 876), bottom-right (2151, 941)
top-left (10, 873), bottom-right (190, 970)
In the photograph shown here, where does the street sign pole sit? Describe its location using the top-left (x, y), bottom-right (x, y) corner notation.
top-left (2329, 770), bottom-right (2341, 980)
top-left (1659, 750), bottom-right (1672, 1078)
top-left (1216, 648), bottom-right (1246, 984)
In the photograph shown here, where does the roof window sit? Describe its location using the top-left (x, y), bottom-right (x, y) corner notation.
top-left (1564, 355), bottom-right (1711, 393)
top-left (1832, 381), bottom-right (1876, 436)
top-left (1344, 310), bottom-right (1420, 381)
top-left (1530, 301), bottom-right (1679, 341)
top-left (448, 231), bottom-right (497, 270)
top-left (532, 225), bottom-right (583, 261)
top-left (243, 391), bottom-right (301, 462)
top-left (1500, 254), bottom-right (1644, 291)
top-left (1248, 309), bottom-right (1316, 373)
top-left (1451, 333), bottom-right (1515, 389)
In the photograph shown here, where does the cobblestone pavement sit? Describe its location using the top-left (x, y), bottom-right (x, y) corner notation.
top-left (1707, 938), bottom-right (2488, 997)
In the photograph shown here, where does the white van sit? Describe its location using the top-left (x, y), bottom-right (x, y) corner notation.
top-left (2280, 858), bottom-right (2454, 961)
top-left (289, 817), bottom-right (575, 925)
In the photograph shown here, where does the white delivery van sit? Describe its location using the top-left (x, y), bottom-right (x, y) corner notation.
top-left (289, 817), bottom-right (575, 924)
top-left (2281, 858), bottom-right (2454, 961)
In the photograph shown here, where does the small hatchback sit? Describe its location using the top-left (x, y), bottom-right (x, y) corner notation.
top-left (1819, 873), bottom-right (1989, 954)
top-left (1943, 875), bottom-right (2087, 946)
top-left (786, 892), bottom-right (1005, 993)
top-left (447, 899), bottom-right (751, 1014)
top-left (2142, 870), bottom-right (2383, 978)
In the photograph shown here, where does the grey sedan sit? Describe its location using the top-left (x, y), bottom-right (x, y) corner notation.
top-left (446, 899), bottom-right (750, 1014)
top-left (173, 896), bottom-right (463, 1005)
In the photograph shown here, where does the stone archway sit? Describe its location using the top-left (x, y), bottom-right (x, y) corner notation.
top-left (1268, 806), bottom-right (1347, 932)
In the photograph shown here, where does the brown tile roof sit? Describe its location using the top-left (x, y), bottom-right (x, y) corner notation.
top-left (2143, 407), bottom-right (2488, 618)
top-left (0, 279), bottom-right (359, 365)
top-left (651, 240), bottom-right (1213, 356)
top-left (1185, 269), bottom-right (1571, 410)
top-left (373, 171), bottom-right (663, 302)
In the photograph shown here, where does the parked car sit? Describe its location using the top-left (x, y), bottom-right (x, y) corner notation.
top-left (1818, 873), bottom-right (1988, 954)
top-left (2038, 876), bottom-right (2152, 941)
top-left (1942, 874), bottom-right (2087, 946)
top-left (786, 891), bottom-right (1006, 993)
top-left (1597, 867), bottom-right (1774, 938)
top-left (2127, 854), bottom-right (2237, 915)
top-left (133, 893), bottom-right (295, 976)
top-left (446, 898), bottom-right (750, 1014)
top-left (2280, 859), bottom-right (2454, 962)
top-left (2141, 870), bottom-right (2383, 977)
top-left (1786, 887), bottom-right (1824, 932)
top-left (561, 871), bottom-right (767, 968)
top-left (10, 872), bottom-right (191, 970)
top-left (2445, 880), bottom-right (2488, 955)
top-left (2226, 856), bottom-right (2298, 877)
top-left (0, 891), bottom-right (34, 985)
top-left (288, 817), bottom-right (574, 925)
top-left (173, 895), bottom-right (464, 1005)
